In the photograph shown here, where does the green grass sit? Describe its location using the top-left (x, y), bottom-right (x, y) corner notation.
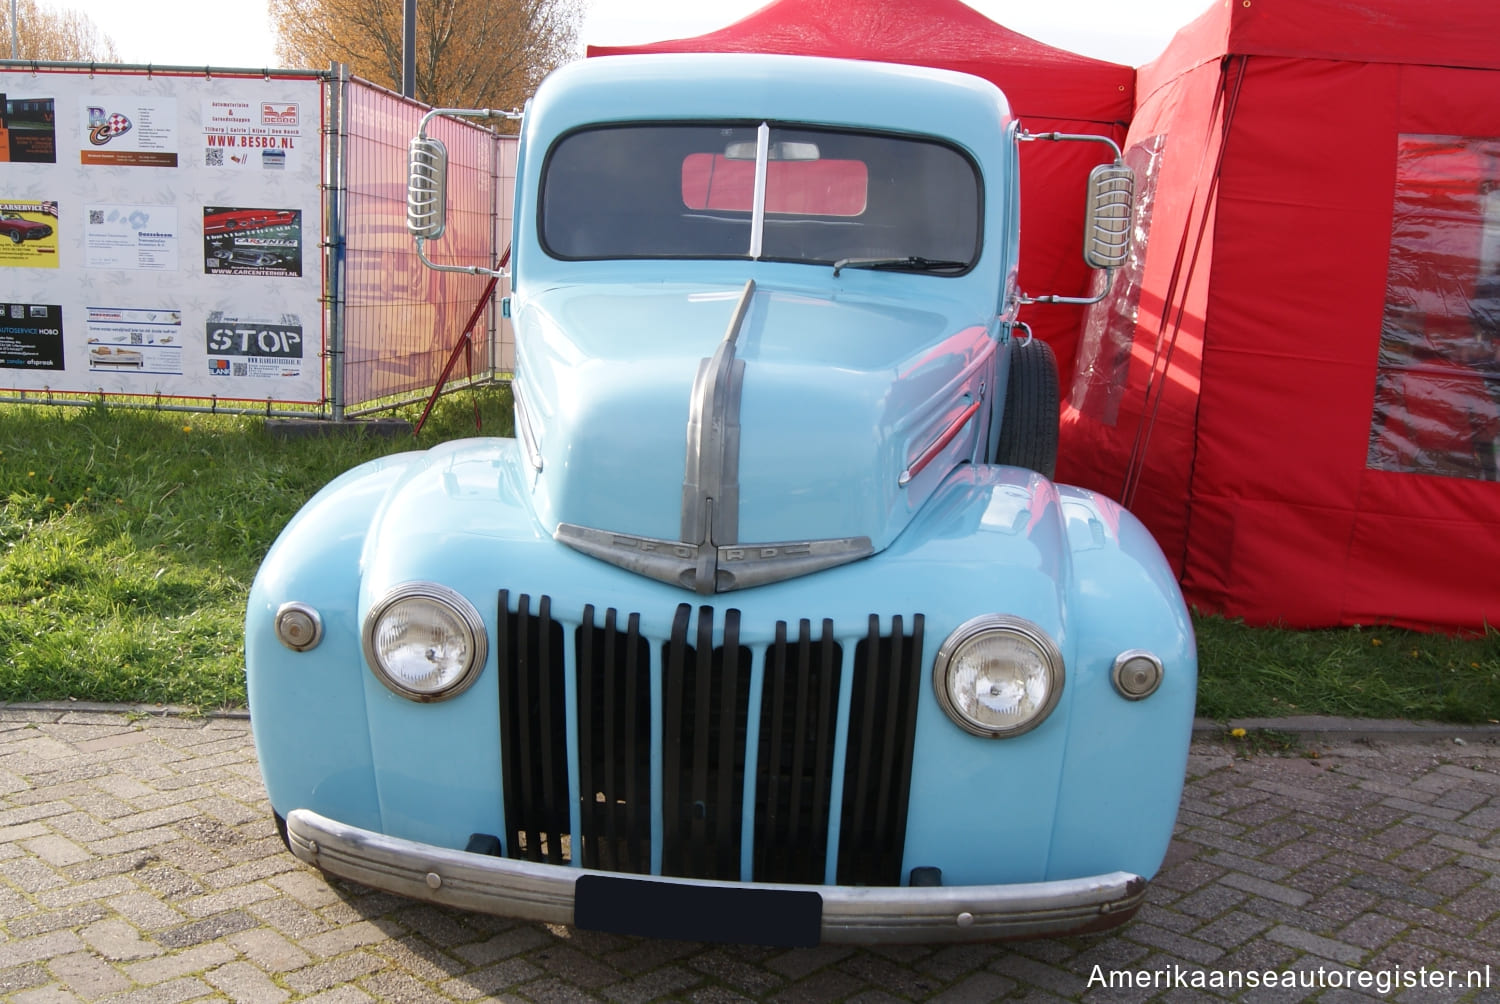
top-left (2, 386), bottom-right (1498, 722)
top-left (0, 387), bottom-right (512, 710)
top-left (1195, 613), bottom-right (1500, 724)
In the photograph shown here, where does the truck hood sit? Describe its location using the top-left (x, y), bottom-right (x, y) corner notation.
top-left (516, 280), bottom-right (995, 592)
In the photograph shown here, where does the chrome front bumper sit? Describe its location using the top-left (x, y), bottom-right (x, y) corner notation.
top-left (286, 809), bottom-right (1146, 944)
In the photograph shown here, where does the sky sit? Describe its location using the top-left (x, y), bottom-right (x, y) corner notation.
top-left (40, 0), bottom-right (1215, 71)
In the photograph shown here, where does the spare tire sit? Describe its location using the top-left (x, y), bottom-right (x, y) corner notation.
top-left (993, 336), bottom-right (1059, 479)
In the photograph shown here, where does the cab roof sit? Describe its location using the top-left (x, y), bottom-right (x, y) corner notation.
top-left (525, 53), bottom-right (1013, 158)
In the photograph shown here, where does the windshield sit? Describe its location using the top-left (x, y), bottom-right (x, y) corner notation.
top-left (540, 123), bottom-right (981, 271)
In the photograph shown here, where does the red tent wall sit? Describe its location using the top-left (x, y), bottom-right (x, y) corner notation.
top-left (1063, 0), bottom-right (1500, 631)
top-left (1057, 53), bottom-right (1224, 585)
top-left (587, 0), bottom-right (1134, 392)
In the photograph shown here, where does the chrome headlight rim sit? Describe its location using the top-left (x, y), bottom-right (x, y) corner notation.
top-left (361, 582), bottom-right (488, 703)
top-left (933, 613), bottom-right (1065, 739)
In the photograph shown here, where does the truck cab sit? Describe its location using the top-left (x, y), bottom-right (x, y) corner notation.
top-left (246, 53), bottom-right (1195, 946)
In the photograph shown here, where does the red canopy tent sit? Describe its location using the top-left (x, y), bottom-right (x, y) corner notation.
top-left (588, 0), bottom-right (1135, 389)
top-left (1060, 0), bottom-right (1500, 631)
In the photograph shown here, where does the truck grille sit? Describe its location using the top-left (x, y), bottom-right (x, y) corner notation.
top-left (495, 591), bottom-right (923, 886)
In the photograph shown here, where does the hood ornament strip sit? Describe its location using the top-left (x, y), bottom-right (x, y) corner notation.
top-left (681, 278), bottom-right (754, 551)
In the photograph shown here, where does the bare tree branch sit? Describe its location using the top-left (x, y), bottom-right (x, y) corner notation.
top-left (270, 0), bottom-right (578, 110)
top-left (0, 0), bottom-right (119, 61)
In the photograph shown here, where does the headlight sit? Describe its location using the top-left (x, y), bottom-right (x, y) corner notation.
top-left (362, 583), bottom-right (487, 702)
top-left (933, 615), bottom-right (1064, 738)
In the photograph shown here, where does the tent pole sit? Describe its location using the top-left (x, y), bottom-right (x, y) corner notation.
top-left (1123, 56), bottom-right (1249, 512)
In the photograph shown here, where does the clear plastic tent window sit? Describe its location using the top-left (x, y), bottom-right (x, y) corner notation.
top-left (1369, 135), bottom-right (1500, 481)
top-left (1071, 135), bottom-right (1165, 426)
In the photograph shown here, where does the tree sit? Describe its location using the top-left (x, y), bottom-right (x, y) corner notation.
top-left (270, 0), bottom-right (579, 113)
top-left (0, 0), bottom-right (119, 61)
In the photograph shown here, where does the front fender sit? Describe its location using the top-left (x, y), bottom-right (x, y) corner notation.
top-left (245, 449), bottom-right (426, 831)
top-left (1049, 486), bottom-right (1196, 880)
top-left (885, 466), bottom-right (1194, 885)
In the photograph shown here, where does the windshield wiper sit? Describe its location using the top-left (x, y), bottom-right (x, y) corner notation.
top-left (832, 256), bottom-right (970, 277)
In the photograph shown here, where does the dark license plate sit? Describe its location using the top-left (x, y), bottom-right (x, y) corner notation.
top-left (574, 874), bottom-right (822, 947)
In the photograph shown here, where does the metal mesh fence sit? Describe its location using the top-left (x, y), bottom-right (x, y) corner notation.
top-left (339, 78), bottom-right (513, 412)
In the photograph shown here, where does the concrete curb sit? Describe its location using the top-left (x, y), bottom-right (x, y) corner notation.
top-left (0, 700), bottom-right (250, 721)
top-left (1193, 713), bottom-right (1500, 744)
top-left (2, 702), bottom-right (1495, 743)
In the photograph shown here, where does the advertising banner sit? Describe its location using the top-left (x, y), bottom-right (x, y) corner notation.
top-left (0, 68), bottom-right (323, 403)
top-left (1, 93), bottom-right (57, 163)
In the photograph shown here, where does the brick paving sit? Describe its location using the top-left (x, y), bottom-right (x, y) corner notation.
top-left (1, 708), bottom-right (1497, 1002)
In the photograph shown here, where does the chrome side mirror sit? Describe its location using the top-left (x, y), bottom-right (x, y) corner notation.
top-left (1083, 164), bottom-right (1134, 270)
top-left (407, 136), bottom-right (449, 241)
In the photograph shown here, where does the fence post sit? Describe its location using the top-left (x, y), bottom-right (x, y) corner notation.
top-left (325, 62), bottom-right (350, 421)
top-left (489, 128), bottom-right (502, 381)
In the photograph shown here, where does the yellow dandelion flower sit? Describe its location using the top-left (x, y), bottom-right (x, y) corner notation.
top-left (27, 470), bottom-right (35, 477)
top-left (1230, 727), bottom-right (1247, 738)
top-left (1371, 638), bottom-right (1383, 647)
top-left (182, 426), bottom-right (192, 433)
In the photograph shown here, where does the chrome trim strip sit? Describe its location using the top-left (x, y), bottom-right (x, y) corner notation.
top-left (555, 523), bottom-right (873, 593)
top-left (714, 537), bottom-right (874, 591)
top-left (287, 809), bottom-right (1147, 944)
top-left (555, 524), bottom-right (700, 592)
top-left (513, 381), bottom-right (543, 473)
top-left (900, 398), bottom-right (980, 488)
top-left (749, 123), bottom-right (770, 259)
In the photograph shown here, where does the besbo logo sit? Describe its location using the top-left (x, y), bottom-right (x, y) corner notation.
top-left (261, 103), bottom-right (299, 127)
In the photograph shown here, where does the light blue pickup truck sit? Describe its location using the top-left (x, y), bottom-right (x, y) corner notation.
top-left (246, 53), bottom-right (1196, 946)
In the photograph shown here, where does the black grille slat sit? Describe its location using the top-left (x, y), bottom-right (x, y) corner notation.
top-left (716, 610), bottom-right (741, 879)
top-left (662, 605), bottom-right (750, 880)
top-left (662, 604), bottom-right (690, 875)
top-left (690, 606), bottom-right (714, 877)
top-left (602, 609), bottom-right (619, 860)
top-left (537, 597), bottom-right (560, 864)
top-left (753, 618), bottom-right (841, 884)
top-left (577, 605), bottom-right (597, 864)
top-left (872, 614), bottom-right (904, 844)
top-left (890, 615), bottom-right (925, 863)
top-left (497, 591), bottom-right (570, 866)
top-left (576, 605), bottom-right (651, 873)
top-left (513, 594), bottom-right (534, 857)
top-left (499, 593), bottom-right (919, 887)
top-left (844, 615), bottom-right (883, 873)
top-left (810, 619), bottom-right (839, 873)
top-left (761, 622), bottom-right (790, 878)
top-left (623, 611), bottom-right (644, 870)
top-left (837, 614), bottom-right (924, 886)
